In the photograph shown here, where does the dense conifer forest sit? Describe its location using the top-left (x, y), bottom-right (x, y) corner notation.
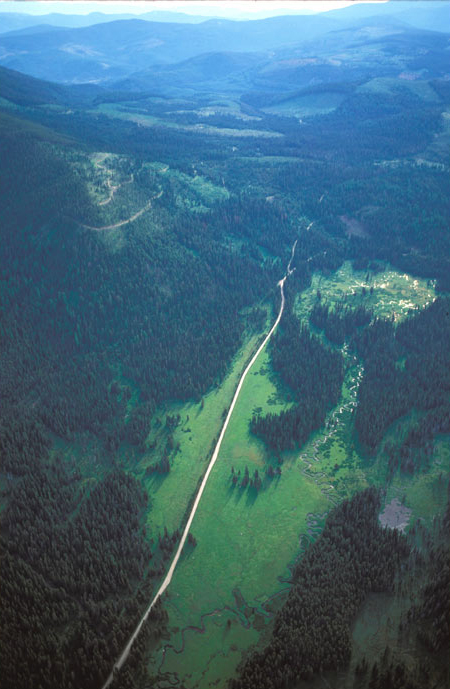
top-left (308, 296), bottom-right (450, 457)
top-left (1, 465), bottom-right (159, 689)
top-left (234, 490), bottom-right (450, 689)
top-left (354, 298), bottom-right (450, 456)
top-left (250, 305), bottom-right (344, 452)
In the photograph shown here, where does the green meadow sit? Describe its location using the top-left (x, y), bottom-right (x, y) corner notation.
top-left (263, 91), bottom-right (346, 117)
top-left (149, 349), bottom-right (330, 688)
top-left (145, 161), bottom-right (230, 211)
top-left (135, 331), bottom-right (269, 538)
top-left (142, 260), bottom-right (443, 688)
top-left (93, 102), bottom-right (282, 138)
top-left (296, 260), bottom-right (436, 324)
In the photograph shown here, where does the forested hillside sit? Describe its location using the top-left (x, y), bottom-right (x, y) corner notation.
top-left (0, 126), bottom-right (280, 454)
top-left (1, 468), bottom-right (160, 689)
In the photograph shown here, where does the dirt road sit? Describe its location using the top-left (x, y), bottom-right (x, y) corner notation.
top-left (82, 191), bottom-right (162, 231)
top-left (100, 239), bottom-right (298, 689)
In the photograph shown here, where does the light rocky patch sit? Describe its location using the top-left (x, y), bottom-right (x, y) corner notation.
top-left (379, 497), bottom-right (412, 532)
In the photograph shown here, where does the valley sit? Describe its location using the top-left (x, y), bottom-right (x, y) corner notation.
top-left (144, 260), bottom-right (446, 689)
top-left (0, 3), bottom-right (449, 689)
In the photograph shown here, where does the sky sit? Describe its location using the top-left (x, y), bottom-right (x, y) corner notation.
top-left (0, 1), bottom-right (388, 18)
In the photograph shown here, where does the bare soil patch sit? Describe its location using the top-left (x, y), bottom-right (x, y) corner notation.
top-left (379, 497), bottom-right (412, 532)
top-left (340, 214), bottom-right (369, 239)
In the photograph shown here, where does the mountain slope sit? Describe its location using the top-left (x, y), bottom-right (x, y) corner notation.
top-left (0, 14), bottom-right (341, 83)
top-left (0, 10), bottom-right (215, 36)
top-left (0, 64), bottom-right (107, 106)
top-left (108, 24), bottom-right (450, 100)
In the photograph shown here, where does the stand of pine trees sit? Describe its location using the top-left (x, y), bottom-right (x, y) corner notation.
top-left (232, 488), bottom-right (409, 689)
top-left (251, 304), bottom-right (344, 453)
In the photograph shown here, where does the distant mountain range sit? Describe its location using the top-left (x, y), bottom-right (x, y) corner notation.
top-left (1, 17), bottom-right (449, 113)
top-left (0, 10), bottom-right (214, 35)
top-left (0, 14), bottom-right (343, 84)
top-left (0, 1), bottom-right (448, 36)
top-left (0, 1), bottom-right (448, 86)
top-left (111, 25), bottom-right (450, 99)
top-left (1, 24), bottom-right (449, 126)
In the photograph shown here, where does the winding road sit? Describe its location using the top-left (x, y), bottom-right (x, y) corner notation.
top-left (98, 172), bottom-right (134, 207)
top-left (81, 190), bottom-right (163, 232)
top-left (94, 154), bottom-right (135, 207)
top-left (100, 239), bottom-right (298, 689)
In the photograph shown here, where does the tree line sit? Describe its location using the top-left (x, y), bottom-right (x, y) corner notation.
top-left (251, 300), bottom-right (344, 453)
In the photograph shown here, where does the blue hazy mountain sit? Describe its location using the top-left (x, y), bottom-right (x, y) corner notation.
top-left (107, 23), bottom-right (450, 101)
top-left (0, 10), bottom-right (216, 36)
top-left (0, 64), bottom-right (106, 106)
top-left (324, 0), bottom-right (450, 33)
top-left (0, 14), bottom-right (341, 83)
top-left (1, 19), bottom-right (448, 104)
top-left (0, 2), bottom-right (448, 85)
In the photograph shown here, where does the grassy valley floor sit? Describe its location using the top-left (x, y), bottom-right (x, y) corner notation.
top-left (139, 261), bottom-right (445, 688)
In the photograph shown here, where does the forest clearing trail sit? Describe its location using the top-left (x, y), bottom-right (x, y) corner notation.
top-left (100, 239), bottom-right (298, 689)
top-left (82, 190), bottom-right (163, 231)
top-left (93, 153), bottom-right (134, 207)
top-left (98, 172), bottom-right (134, 206)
